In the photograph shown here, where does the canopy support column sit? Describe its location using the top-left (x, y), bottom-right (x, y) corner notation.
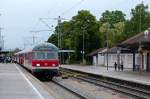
top-left (133, 50), bottom-right (136, 71)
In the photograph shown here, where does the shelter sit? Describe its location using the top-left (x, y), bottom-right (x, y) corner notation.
top-left (118, 30), bottom-right (150, 72)
top-left (88, 47), bottom-right (137, 68)
top-left (0, 49), bottom-right (14, 56)
top-left (87, 48), bottom-right (106, 65)
top-left (58, 50), bottom-right (75, 64)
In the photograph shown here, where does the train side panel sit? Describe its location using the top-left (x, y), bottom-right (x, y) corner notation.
top-left (15, 43), bottom-right (59, 79)
top-left (24, 52), bottom-right (32, 70)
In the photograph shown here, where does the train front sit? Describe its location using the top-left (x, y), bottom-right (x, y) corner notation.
top-left (31, 43), bottom-right (59, 79)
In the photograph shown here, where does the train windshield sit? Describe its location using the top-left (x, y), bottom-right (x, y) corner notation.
top-left (33, 51), bottom-right (58, 60)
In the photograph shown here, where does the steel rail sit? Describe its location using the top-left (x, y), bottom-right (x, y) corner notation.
top-left (60, 69), bottom-right (150, 99)
top-left (51, 78), bottom-right (87, 99)
top-left (76, 76), bottom-right (150, 99)
top-left (18, 64), bottom-right (86, 99)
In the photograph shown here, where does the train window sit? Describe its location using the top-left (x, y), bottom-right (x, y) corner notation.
top-left (33, 52), bottom-right (45, 59)
top-left (33, 51), bottom-right (58, 60)
top-left (47, 52), bottom-right (58, 59)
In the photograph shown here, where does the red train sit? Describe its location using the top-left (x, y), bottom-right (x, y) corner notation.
top-left (15, 42), bottom-right (59, 79)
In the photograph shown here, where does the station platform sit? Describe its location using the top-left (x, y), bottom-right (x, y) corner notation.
top-left (61, 65), bottom-right (150, 86)
top-left (0, 63), bottom-right (55, 99)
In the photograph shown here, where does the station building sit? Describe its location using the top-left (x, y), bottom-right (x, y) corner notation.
top-left (89, 29), bottom-right (150, 72)
top-left (88, 47), bottom-right (139, 69)
top-left (118, 30), bottom-right (150, 72)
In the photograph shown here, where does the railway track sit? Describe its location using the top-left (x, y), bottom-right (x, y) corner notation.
top-left (20, 63), bottom-right (150, 99)
top-left (60, 69), bottom-right (150, 99)
top-left (51, 78), bottom-right (87, 99)
top-left (76, 76), bottom-right (150, 99)
top-left (18, 64), bottom-right (85, 99)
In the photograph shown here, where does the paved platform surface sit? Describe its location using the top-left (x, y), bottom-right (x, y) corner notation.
top-left (0, 63), bottom-right (55, 99)
top-left (61, 65), bottom-right (150, 86)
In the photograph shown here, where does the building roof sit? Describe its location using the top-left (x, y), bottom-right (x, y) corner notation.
top-left (88, 47), bottom-right (131, 56)
top-left (106, 46), bottom-right (131, 53)
top-left (87, 48), bottom-right (106, 56)
top-left (89, 31), bottom-right (150, 56)
top-left (118, 31), bottom-right (150, 49)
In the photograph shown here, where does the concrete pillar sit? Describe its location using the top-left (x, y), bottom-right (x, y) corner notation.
top-left (133, 50), bottom-right (136, 71)
top-left (146, 52), bottom-right (149, 72)
top-left (141, 53), bottom-right (144, 71)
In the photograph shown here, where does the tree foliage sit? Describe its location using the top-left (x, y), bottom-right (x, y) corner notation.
top-left (48, 3), bottom-right (150, 64)
top-left (48, 10), bottom-right (100, 62)
top-left (71, 10), bottom-right (100, 60)
top-left (99, 10), bottom-right (125, 27)
top-left (99, 10), bottom-right (126, 47)
top-left (125, 3), bottom-right (150, 37)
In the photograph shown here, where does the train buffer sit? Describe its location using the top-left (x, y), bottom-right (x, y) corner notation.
top-left (0, 63), bottom-right (55, 99)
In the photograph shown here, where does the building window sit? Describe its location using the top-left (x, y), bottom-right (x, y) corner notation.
top-left (112, 54), bottom-right (117, 62)
top-left (121, 54), bottom-right (125, 61)
top-left (127, 54), bottom-right (133, 64)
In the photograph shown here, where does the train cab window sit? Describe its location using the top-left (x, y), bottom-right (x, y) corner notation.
top-left (47, 52), bottom-right (58, 59)
top-left (33, 52), bottom-right (58, 60)
top-left (33, 52), bottom-right (45, 59)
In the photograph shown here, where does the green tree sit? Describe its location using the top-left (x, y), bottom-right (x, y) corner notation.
top-left (48, 10), bottom-right (100, 63)
top-left (113, 22), bottom-right (125, 43)
top-left (99, 10), bottom-right (126, 47)
top-left (48, 3), bottom-right (150, 64)
top-left (125, 3), bottom-right (150, 37)
top-left (71, 10), bottom-right (100, 61)
top-left (99, 10), bottom-right (125, 27)
top-left (99, 22), bottom-right (111, 47)
top-left (48, 33), bottom-right (58, 46)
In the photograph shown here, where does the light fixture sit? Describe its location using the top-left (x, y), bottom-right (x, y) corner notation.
top-left (144, 28), bottom-right (150, 39)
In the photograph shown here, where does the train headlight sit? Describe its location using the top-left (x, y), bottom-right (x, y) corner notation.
top-left (44, 63), bottom-right (48, 66)
top-left (52, 64), bottom-right (56, 67)
top-left (36, 64), bottom-right (40, 67)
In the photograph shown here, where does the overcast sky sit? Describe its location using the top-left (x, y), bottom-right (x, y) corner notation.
top-left (0, 0), bottom-right (150, 49)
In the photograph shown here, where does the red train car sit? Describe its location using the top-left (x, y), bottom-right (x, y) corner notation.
top-left (15, 43), bottom-right (59, 79)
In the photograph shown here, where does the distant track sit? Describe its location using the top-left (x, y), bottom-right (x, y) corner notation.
top-left (60, 68), bottom-right (150, 99)
top-left (51, 78), bottom-right (87, 99)
top-left (76, 76), bottom-right (150, 99)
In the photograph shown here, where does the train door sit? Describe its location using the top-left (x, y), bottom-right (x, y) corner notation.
top-left (19, 54), bottom-right (24, 65)
top-left (19, 55), bottom-right (21, 64)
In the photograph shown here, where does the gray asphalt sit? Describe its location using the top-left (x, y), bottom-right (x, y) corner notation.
top-left (0, 63), bottom-right (55, 99)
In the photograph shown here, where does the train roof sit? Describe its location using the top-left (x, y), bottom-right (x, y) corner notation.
top-left (33, 43), bottom-right (58, 51)
top-left (15, 43), bottom-right (58, 55)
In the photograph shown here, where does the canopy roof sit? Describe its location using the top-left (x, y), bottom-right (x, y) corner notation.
top-left (88, 46), bottom-right (132, 56)
top-left (87, 48), bottom-right (106, 56)
top-left (118, 31), bottom-right (150, 49)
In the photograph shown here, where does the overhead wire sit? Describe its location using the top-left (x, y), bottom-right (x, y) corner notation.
top-left (29, 0), bottom-right (85, 45)
top-left (60, 0), bottom-right (85, 16)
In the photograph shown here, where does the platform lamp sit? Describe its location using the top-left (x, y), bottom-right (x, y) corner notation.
top-left (80, 19), bottom-right (90, 65)
top-left (144, 28), bottom-right (150, 50)
top-left (144, 28), bottom-right (150, 39)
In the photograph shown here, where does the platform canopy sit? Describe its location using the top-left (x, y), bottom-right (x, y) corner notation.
top-left (59, 50), bottom-right (75, 53)
top-left (118, 31), bottom-right (150, 50)
top-left (87, 48), bottom-right (106, 56)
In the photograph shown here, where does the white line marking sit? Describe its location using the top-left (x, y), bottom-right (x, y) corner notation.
top-left (15, 65), bottom-right (45, 99)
